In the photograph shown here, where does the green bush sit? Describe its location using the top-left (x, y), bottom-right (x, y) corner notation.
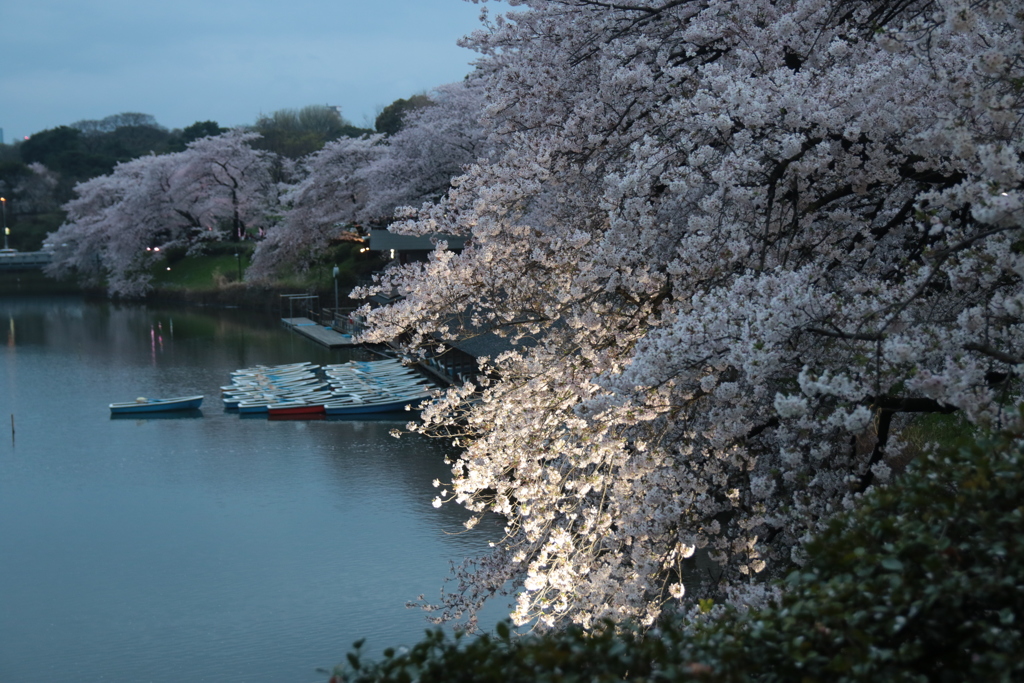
top-left (331, 421), bottom-right (1024, 682)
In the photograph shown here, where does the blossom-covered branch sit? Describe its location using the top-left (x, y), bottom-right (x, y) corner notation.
top-left (355, 0), bottom-right (1024, 629)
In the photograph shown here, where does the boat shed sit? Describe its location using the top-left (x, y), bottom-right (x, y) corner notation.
top-left (427, 332), bottom-right (513, 384)
top-left (358, 233), bottom-right (531, 385)
top-left (423, 314), bottom-right (541, 386)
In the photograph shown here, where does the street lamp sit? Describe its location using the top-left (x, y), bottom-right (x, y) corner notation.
top-left (332, 265), bottom-right (340, 311)
top-left (1, 197), bottom-right (7, 250)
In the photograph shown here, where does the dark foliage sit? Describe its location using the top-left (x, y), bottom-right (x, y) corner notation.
top-left (374, 95), bottom-right (432, 136)
top-left (251, 105), bottom-right (372, 158)
top-left (179, 121), bottom-right (229, 146)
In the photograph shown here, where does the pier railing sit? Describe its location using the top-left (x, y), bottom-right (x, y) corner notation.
top-left (323, 307), bottom-right (366, 336)
top-left (280, 294), bottom-right (320, 320)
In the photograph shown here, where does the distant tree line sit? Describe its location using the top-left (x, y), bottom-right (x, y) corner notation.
top-left (41, 83), bottom-right (484, 296)
top-left (0, 96), bottom-right (434, 252)
top-left (12, 115), bottom-right (227, 200)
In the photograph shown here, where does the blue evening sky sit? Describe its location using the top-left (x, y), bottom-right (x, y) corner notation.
top-left (0, 0), bottom-right (490, 142)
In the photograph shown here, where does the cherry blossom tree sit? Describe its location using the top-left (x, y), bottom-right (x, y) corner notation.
top-left (170, 129), bottom-right (279, 242)
top-left (246, 134), bottom-right (385, 281)
top-left (12, 163), bottom-right (60, 214)
top-left (359, 80), bottom-right (490, 222)
top-left (355, 0), bottom-right (1024, 630)
top-left (249, 81), bottom-right (489, 280)
top-left (46, 153), bottom-right (181, 296)
top-left (47, 130), bottom-right (279, 296)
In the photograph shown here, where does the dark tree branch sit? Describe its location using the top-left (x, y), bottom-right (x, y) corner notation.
top-left (964, 342), bottom-right (1022, 367)
top-left (871, 397), bottom-right (957, 413)
top-left (856, 394), bottom-right (957, 493)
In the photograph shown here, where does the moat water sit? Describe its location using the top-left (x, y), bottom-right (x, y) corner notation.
top-left (0, 297), bottom-right (507, 683)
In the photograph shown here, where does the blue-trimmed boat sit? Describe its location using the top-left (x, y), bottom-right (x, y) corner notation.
top-left (323, 390), bottom-right (430, 416)
top-left (109, 395), bottom-right (204, 414)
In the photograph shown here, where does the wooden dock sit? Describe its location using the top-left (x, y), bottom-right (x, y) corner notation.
top-left (281, 318), bottom-right (357, 348)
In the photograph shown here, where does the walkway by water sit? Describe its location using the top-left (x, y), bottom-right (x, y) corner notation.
top-left (0, 250), bottom-right (52, 271)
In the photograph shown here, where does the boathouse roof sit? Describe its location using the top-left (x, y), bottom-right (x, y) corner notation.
top-left (368, 229), bottom-right (468, 252)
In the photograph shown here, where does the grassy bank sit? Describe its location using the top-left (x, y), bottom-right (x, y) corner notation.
top-left (145, 240), bottom-right (383, 313)
top-left (1, 239), bottom-right (384, 311)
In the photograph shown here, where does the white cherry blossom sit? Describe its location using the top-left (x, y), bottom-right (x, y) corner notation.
top-left (357, 0), bottom-right (1024, 630)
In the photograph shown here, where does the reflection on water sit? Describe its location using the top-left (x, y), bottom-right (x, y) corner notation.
top-left (0, 296), bottom-right (508, 683)
top-left (110, 409), bottom-right (206, 420)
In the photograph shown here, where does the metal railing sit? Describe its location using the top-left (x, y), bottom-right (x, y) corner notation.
top-left (280, 294), bottom-right (320, 320)
top-left (323, 307), bottom-right (366, 336)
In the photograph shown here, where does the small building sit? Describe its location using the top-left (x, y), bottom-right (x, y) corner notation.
top-left (368, 229), bottom-right (468, 265)
top-left (424, 330), bottom-right (517, 385)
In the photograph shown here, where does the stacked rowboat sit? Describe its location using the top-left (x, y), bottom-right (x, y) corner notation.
top-left (221, 359), bottom-right (435, 417)
top-left (322, 359), bottom-right (433, 415)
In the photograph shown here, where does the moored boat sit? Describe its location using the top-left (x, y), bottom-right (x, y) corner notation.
top-left (110, 395), bottom-right (204, 414)
top-left (223, 358), bottom-right (438, 419)
top-left (323, 392), bottom-right (430, 415)
top-left (236, 400), bottom-right (274, 414)
top-left (266, 402), bottom-right (326, 417)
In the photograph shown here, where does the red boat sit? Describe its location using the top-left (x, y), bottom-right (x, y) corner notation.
top-left (266, 402), bottom-right (326, 417)
top-left (268, 412), bottom-right (326, 421)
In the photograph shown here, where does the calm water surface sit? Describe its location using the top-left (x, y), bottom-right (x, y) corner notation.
top-left (0, 297), bottom-right (507, 683)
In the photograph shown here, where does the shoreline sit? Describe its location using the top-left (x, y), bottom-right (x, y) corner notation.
top-left (0, 270), bottom-right (346, 317)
